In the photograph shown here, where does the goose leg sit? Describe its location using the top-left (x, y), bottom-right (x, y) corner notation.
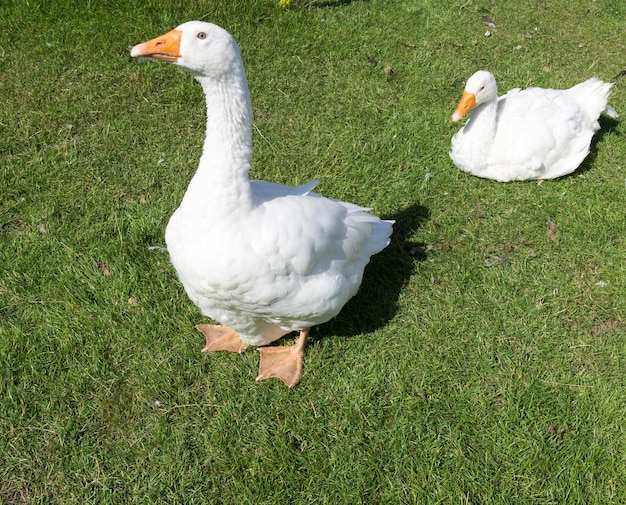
top-left (256, 328), bottom-right (309, 388)
top-left (196, 324), bottom-right (249, 353)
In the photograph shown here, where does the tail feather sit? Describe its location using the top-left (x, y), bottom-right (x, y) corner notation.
top-left (605, 105), bottom-right (619, 119)
top-left (363, 217), bottom-right (394, 257)
top-left (567, 78), bottom-right (615, 121)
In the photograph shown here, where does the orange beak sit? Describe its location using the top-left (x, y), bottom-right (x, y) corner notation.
top-left (452, 90), bottom-right (477, 122)
top-left (130, 29), bottom-right (182, 62)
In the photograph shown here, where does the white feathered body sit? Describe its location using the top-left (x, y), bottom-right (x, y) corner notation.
top-left (450, 77), bottom-right (614, 182)
top-left (166, 180), bottom-right (392, 346)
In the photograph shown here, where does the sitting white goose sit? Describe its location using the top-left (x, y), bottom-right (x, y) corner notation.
top-left (450, 70), bottom-right (616, 182)
top-left (130, 21), bottom-right (393, 387)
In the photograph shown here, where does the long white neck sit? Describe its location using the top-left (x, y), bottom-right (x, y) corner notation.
top-left (464, 96), bottom-right (499, 151)
top-left (178, 61), bottom-right (254, 216)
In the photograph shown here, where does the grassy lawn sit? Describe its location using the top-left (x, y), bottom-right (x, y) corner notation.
top-left (1, 0), bottom-right (625, 502)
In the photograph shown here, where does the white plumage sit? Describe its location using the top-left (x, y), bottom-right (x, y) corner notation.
top-left (450, 70), bottom-right (616, 182)
top-left (131, 21), bottom-right (393, 386)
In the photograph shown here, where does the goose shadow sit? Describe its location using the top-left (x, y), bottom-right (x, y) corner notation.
top-left (574, 113), bottom-right (620, 176)
top-left (314, 202), bottom-right (430, 340)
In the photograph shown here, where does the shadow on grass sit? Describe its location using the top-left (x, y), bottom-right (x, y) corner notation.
top-left (575, 113), bottom-right (620, 176)
top-left (304, 0), bottom-right (360, 8)
top-left (316, 202), bottom-right (430, 340)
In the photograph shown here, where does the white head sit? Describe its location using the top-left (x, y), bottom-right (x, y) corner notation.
top-left (130, 21), bottom-right (242, 80)
top-left (452, 70), bottom-right (498, 122)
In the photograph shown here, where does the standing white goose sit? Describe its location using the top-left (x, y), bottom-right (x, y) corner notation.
top-left (130, 21), bottom-right (393, 387)
top-left (450, 70), bottom-right (616, 182)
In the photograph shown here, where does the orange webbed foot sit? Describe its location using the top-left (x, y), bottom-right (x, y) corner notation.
top-left (195, 324), bottom-right (249, 353)
top-left (256, 329), bottom-right (308, 388)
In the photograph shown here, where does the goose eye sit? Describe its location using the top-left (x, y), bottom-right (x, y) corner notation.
top-left (479, 85), bottom-right (485, 92)
top-left (196, 32), bottom-right (207, 40)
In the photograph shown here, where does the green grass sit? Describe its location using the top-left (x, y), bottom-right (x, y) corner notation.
top-left (1, 0), bottom-right (626, 502)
